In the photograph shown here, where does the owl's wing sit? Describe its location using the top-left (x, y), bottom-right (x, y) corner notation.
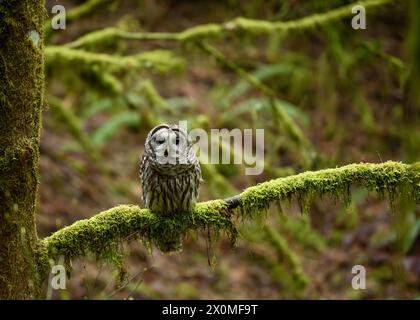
top-left (139, 155), bottom-right (148, 205)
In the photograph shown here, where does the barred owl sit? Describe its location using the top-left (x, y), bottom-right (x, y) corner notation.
top-left (140, 124), bottom-right (202, 215)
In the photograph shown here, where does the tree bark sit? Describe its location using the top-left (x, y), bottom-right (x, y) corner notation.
top-left (0, 0), bottom-right (45, 299)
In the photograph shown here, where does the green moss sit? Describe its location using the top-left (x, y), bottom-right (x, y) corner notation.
top-left (67, 27), bottom-right (121, 48)
top-left (178, 24), bottom-right (222, 42)
top-left (65, 23), bottom-right (222, 47)
top-left (45, 47), bottom-right (185, 75)
top-left (239, 161), bottom-right (419, 216)
top-left (40, 161), bottom-right (419, 274)
top-left (45, 46), bottom-right (185, 95)
top-left (232, 0), bottom-right (394, 34)
top-left (41, 200), bottom-right (237, 261)
top-left (0, 0), bottom-right (46, 299)
top-left (61, 0), bottom-right (396, 49)
top-left (66, 28), bottom-right (177, 48)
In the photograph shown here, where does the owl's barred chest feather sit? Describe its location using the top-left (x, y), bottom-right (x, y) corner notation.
top-left (140, 152), bottom-right (201, 215)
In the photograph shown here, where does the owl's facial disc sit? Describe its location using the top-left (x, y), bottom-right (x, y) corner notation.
top-left (151, 128), bottom-right (190, 165)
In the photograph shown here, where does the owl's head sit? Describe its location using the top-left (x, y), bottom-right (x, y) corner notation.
top-left (144, 124), bottom-right (195, 168)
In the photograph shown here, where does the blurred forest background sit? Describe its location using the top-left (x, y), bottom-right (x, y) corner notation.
top-left (40, 0), bottom-right (419, 299)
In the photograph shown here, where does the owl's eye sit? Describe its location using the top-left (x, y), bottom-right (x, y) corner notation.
top-left (155, 137), bottom-right (165, 144)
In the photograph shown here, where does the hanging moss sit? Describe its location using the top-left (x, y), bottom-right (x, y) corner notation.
top-left (41, 200), bottom-right (236, 261)
top-left (239, 161), bottom-right (419, 216)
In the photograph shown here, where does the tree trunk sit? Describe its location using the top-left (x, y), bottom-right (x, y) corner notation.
top-left (0, 1), bottom-right (45, 299)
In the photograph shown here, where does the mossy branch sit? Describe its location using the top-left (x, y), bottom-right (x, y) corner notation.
top-left (64, 0), bottom-right (396, 48)
top-left (41, 161), bottom-right (419, 262)
top-left (45, 46), bottom-right (185, 75)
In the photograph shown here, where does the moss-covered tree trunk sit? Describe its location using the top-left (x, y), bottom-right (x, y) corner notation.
top-left (0, 1), bottom-right (45, 299)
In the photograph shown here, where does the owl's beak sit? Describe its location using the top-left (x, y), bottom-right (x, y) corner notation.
top-left (164, 147), bottom-right (169, 157)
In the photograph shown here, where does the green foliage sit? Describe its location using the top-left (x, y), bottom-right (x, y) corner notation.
top-left (198, 41), bottom-right (313, 164)
top-left (402, 219), bottom-right (420, 253)
top-left (49, 97), bottom-right (100, 161)
top-left (406, 0), bottom-right (420, 103)
top-left (91, 112), bottom-right (140, 148)
top-left (81, 98), bottom-right (114, 120)
top-left (140, 80), bottom-right (170, 111)
top-left (279, 215), bottom-right (326, 252)
top-left (221, 63), bottom-right (299, 108)
top-left (201, 163), bottom-right (238, 199)
top-left (264, 225), bottom-right (309, 293)
top-left (229, 98), bottom-right (310, 128)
